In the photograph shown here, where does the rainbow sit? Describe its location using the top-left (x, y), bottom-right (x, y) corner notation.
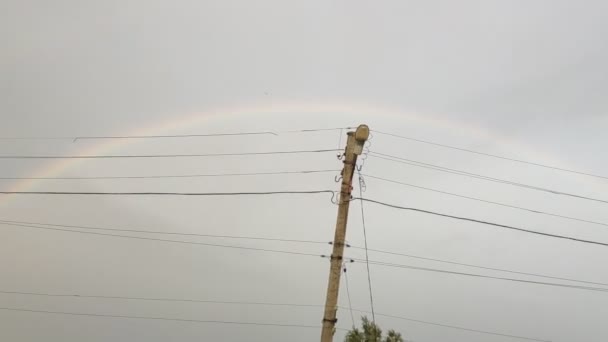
top-left (0, 101), bottom-right (569, 205)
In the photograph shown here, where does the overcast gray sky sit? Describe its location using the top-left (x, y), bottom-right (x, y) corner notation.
top-left (1, 1), bottom-right (608, 341)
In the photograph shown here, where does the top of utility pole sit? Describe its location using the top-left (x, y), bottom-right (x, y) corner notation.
top-left (354, 124), bottom-right (370, 142)
top-left (351, 124), bottom-right (369, 156)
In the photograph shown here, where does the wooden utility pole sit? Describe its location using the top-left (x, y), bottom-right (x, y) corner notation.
top-left (321, 124), bottom-right (369, 342)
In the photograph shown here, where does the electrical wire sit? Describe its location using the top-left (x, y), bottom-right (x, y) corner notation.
top-left (343, 307), bottom-right (549, 342)
top-left (0, 169), bottom-right (340, 180)
top-left (0, 290), bottom-right (324, 308)
top-left (373, 130), bottom-right (608, 181)
top-left (0, 190), bottom-right (336, 197)
top-left (352, 197), bottom-right (608, 247)
top-left (0, 222), bottom-right (322, 258)
top-left (7, 217), bottom-right (605, 287)
top-left (370, 152), bottom-right (608, 205)
top-left (0, 307), bottom-right (324, 330)
top-left (362, 174), bottom-right (608, 228)
top-left (349, 246), bottom-right (608, 287)
top-left (0, 127), bottom-right (353, 141)
top-left (0, 219), bottom-right (327, 245)
top-left (5, 217), bottom-right (605, 288)
top-left (356, 172), bottom-right (376, 323)
top-left (0, 290), bottom-right (546, 340)
top-left (359, 259), bottom-right (608, 293)
top-left (0, 149), bottom-right (339, 159)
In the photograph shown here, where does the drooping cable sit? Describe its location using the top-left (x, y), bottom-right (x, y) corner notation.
top-left (362, 173), bottom-right (608, 228)
top-left (352, 197), bottom-right (608, 248)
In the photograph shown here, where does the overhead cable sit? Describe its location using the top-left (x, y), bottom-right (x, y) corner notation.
top-left (0, 190), bottom-right (336, 197)
top-left (363, 174), bottom-right (608, 228)
top-left (350, 246), bottom-right (608, 287)
top-left (370, 152), bottom-right (608, 205)
top-left (0, 222), bottom-right (322, 258)
top-left (0, 127), bottom-right (353, 141)
top-left (373, 130), bottom-right (608, 181)
top-left (5, 218), bottom-right (606, 287)
top-left (347, 308), bottom-right (549, 342)
top-left (0, 149), bottom-right (339, 159)
top-left (0, 307), bottom-right (323, 330)
top-left (357, 259), bottom-right (608, 293)
top-left (4, 218), bottom-right (605, 287)
top-left (0, 219), bottom-right (327, 245)
top-left (352, 197), bottom-right (608, 247)
top-left (0, 290), bottom-right (547, 340)
top-left (0, 169), bottom-right (340, 180)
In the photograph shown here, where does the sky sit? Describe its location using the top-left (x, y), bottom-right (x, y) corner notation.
top-left (1, 1), bottom-right (608, 341)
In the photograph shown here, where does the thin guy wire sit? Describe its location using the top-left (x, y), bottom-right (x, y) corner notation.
top-left (0, 219), bottom-right (327, 245)
top-left (0, 190), bottom-right (336, 197)
top-left (362, 173), bottom-right (608, 228)
top-left (0, 169), bottom-right (340, 180)
top-left (337, 129), bottom-right (344, 156)
top-left (342, 264), bottom-right (356, 328)
top-left (357, 172), bottom-right (375, 323)
top-left (370, 152), bottom-right (608, 205)
top-left (0, 222), bottom-right (322, 258)
top-left (0, 291), bottom-right (544, 340)
top-left (0, 307), bottom-right (324, 329)
top-left (0, 149), bottom-right (339, 159)
top-left (352, 197), bottom-right (608, 247)
top-left (372, 130), bottom-right (608, 181)
top-left (357, 259), bottom-right (608, 293)
top-left (348, 246), bottom-right (608, 287)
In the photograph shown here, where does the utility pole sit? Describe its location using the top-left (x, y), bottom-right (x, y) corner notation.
top-left (321, 124), bottom-right (369, 342)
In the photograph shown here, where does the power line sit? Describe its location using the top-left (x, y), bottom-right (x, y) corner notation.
top-left (0, 127), bottom-right (353, 141)
top-left (0, 149), bottom-right (339, 159)
top-left (0, 290), bottom-right (324, 308)
top-left (0, 219), bottom-right (328, 245)
top-left (373, 130), bottom-right (608, 181)
top-left (0, 190), bottom-right (336, 197)
top-left (363, 174), bottom-right (608, 228)
top-left (370, 152), bottom-right (608, 205)
top-left (349, 246), bottom-right (608, 287)
top-left (5, 218), bottom-right (605, 288)
top-left (0, 290), bottom-right (549, 341)
top-left (9, 218), bottom-right (606, 288)
top-left (0, 169), bottom-right (340, 180)
top-left (347, 308), bottom-right (549, 342)
top-left (352, 197), bottom-right (608, 247)
top-left (0, 222), bottom-right (323, 258)
top-left (356, 172), bottom-right (375, 323)
top-left (0, 306), bottom-right (324, 330)
top-left (357, 259), bottom-right (608, 293)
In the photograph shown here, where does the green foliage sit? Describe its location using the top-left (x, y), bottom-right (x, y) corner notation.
top-left (344, 316), bottom-right (404, 342)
